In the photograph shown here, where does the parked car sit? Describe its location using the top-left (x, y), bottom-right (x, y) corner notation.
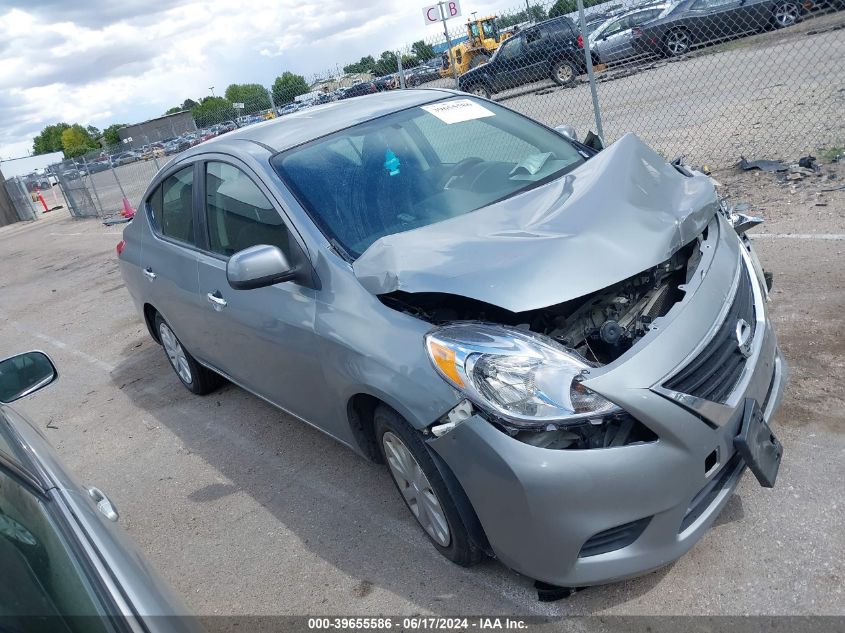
top-left (406, 60), bottom-right (442, 86)
top-left (0, 351), bottom-right (199, 632)
top-left (374, 75), bottom-right (396, 91)
top-left (458, 16), bottom-right (588, 98)
top-left (111, 152), bottom-right (138, 166)
top-left (87, 159), bottom-right (111, 173)
top-left (118, 89), bottom-right (786, 588)
top-left (339, 81), bottom-right (378, 99)
top-left (589, 4), bottom-right (672, 64)
top-left (632, 0), bottom-right (804, 57)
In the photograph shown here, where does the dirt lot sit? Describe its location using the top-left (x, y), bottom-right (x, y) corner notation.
top-left (429, 11), bottom-right (845, 167)
top-left (0, 157), bottom-right (843, 618)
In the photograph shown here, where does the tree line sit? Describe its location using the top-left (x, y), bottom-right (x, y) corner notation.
top-left (32, 72), bottom-right (312, 158)
top-left (343, 41), bottom-right (436, 76)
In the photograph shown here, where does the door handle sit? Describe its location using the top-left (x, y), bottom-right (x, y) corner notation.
top-left (87, 486), bottom-right (119, 522)
top-left (143, 267), bottom-right (157, 281)
top-left (207, 291), bottom-right (228, 309)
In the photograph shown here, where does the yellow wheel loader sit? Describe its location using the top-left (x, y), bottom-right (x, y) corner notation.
top-left (439, 15), bottom-right (513, 78)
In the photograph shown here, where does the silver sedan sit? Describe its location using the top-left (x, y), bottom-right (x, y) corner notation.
top-left (118, 89), bottom-right (787, 588)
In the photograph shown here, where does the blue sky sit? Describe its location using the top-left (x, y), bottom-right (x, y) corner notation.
top-left (0, 0), bottom-right (521, 159)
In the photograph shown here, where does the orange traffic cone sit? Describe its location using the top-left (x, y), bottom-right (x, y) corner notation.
top-left (35, 186), bottom-right (50, 212)
top-left (121, 196), bottom-right (135, 219)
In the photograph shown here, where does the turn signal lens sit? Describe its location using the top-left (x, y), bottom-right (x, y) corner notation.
top-left (427, 341), bottom-right (465, 387)
top-left (116, 239), bottom-right (126, 256)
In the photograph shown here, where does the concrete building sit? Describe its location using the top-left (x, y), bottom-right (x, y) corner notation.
top-left (117, 111), bottom-right (197, 149)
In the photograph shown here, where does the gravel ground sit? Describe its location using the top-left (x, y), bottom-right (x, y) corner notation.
top-left (0, 153), bottom-right (842, 617)
top-left (427, 11), bottom-right (845, 166)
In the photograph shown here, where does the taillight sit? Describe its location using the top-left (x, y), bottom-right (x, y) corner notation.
top-left (577, 34), bottom-right (584, 48)
top-left (116, 239), bottom-right (126, 256)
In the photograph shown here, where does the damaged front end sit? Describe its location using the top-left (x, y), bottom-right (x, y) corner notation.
top-left (387, 237), bottom-right (705, 450)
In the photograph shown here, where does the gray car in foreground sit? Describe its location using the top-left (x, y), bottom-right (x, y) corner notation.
top-left (118, 89), bottom-right (786, 587)
top-left (0, 351), bottom-right (198, 632)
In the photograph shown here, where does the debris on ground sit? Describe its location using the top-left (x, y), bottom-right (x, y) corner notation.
top-left (103, 216), bottom-right (132, 226)
top-left (798, 155), bottom-right (817, 170)
top-left (738, 156), bottom-right (788, 172)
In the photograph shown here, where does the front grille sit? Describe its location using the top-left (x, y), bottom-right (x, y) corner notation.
top-left (663, 265), bottom-right (755, 404)
top-left (578, 516), bottom-right (652, 558)
top-left (679, 452), bottom-right (744, 533)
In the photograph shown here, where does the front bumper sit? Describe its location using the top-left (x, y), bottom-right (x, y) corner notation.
top-left (429, 217), bottom-right (788, 586)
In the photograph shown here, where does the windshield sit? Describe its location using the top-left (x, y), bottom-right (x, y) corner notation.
top-left (272, 97), bottom-right (585, 258)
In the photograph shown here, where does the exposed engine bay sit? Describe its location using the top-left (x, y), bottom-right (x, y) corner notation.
top-left (382, 232), bottom-right (707, 450)
top-left (381, 232), bottom-right (704, 366)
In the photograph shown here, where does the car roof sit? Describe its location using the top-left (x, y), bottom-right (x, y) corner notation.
top-left (195, 88), bottom-right (456, 154)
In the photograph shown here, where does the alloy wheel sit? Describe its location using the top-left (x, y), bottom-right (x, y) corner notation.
top-left (382, 431), bottom-right (451, 547)
top-left (666, 30), bottom-right (690, 56)
top-left (774, 3), bottom-right (799, 27)
top-left (556, 64), bottom-right (574, 83)
top-left (159, 323), bottom-right (192, 385)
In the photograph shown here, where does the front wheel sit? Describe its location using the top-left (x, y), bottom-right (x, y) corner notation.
top-left (375, 405), bottom-right (483, 566)
top-left (772, 1), bottom-right (800, 27)
top-left (551, 59), bottom-right (578, 87)
top-left (469, 53), bottom-right (490, 69)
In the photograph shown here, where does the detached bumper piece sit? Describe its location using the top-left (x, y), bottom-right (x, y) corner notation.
top-left (734, 398), bottom-right (783, 488)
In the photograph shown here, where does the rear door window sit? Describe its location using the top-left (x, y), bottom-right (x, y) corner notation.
top-left (148, 166), bottom-right (195, 245)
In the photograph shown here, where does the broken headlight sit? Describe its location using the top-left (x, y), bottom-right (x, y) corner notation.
top-left (425, 323), bottom-right (618, 429)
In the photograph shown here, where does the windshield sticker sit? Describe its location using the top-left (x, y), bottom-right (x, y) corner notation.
top-left (421, 99), bottom-right (495, 125)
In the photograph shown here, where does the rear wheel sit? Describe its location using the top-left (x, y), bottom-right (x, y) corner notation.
top-left (551, 59), bottom-right (578, 87)
top-left (375, 405), bottom-right (483, 566)
top-left (154, 313), bottom-right (222, 395)
top-left (466, 83), bottom-right (491, 99)
top-left (772, 1), bottom-right (800, 27)
top-left (663, 28), bottom-right (691, 56)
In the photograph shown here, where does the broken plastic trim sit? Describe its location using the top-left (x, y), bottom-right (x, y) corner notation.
top-left (429, 399), bottom-right (474, 437)
top-left (720, 198), bottom-right (764, 234)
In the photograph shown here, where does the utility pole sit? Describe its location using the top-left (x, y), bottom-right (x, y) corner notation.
top-left (438, 1), bottom-right (459, 88)
top-left (209, 86), bottom-right (215, 97)
top-left (576, 0), bottom-right (605, 141)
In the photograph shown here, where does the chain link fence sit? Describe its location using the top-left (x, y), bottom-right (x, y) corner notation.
top-left (46, 0), bottom-right (844, 220)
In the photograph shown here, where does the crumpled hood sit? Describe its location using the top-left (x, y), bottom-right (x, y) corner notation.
top-left (353, 133), bottom-right (719, 313)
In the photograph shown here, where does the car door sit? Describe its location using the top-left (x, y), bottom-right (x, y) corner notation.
top-left (492, 33), bottom-right (530, 90)
top-left (608, 9), bottom-right (664, 62)
top-left (594, 16), bottom-right (631, 62)
top-left (140, 163), bottom-right (205, 354)
top-left (521, 26), bottom-right (550, 82)
top-left (193, 158), bottom-right (326, 424)
top-left (687, 0), bottom-right (745, 41)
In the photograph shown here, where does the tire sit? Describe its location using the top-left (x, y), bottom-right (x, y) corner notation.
top-left (772, 1), bottom-right (800, 27)
top-left (465, 83), bottom-right (491, 99)
top-left (375, 405), bottom-right (483, 567)
top-left (663, 28), bottom-right (691, 57)
top-left (469, 53), bottom-right (490, 69)
top-left (154, 313), bottom-right (222, 395)
top-left (551, 59), bottom-right (578, 87)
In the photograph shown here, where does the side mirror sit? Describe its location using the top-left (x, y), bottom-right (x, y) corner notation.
top-left (227, 244), bottom-right (297, 290)
top-left (0, 351), bottom-right (58, 404)
top-left (554, 124), bottom-right (578, 142)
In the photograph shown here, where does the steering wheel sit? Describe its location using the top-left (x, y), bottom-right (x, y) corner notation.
top-left (440, 157), bottom-right (485, 189)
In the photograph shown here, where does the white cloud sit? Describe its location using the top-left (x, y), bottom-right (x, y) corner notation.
top-left (0, 0), bottom-right (523, 159)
